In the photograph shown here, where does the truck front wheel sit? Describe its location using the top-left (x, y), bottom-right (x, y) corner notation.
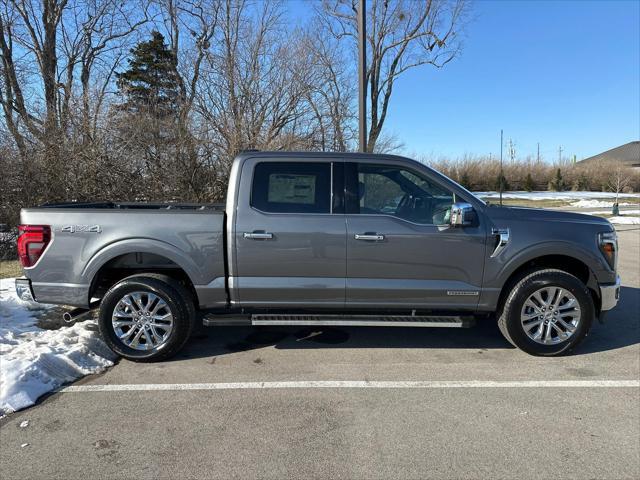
top-left (497, 269), bottom-right (594, 356)
top-left (98, 274), bottom-right (195, 362)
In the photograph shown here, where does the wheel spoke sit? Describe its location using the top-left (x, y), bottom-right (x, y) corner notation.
top-left (143, 326), bottom-right (156, 348)
top-left (121, 295), bottom-right (137, 312)
top-left (543, 322), bottom-right (553, 343)
top-left (531, 290), bottom-right (547, 308)
top-left (131, 293), bottom-right (146, 312)
top-left (522, 311), bottom-right (541, 321)
top-left (113, 320), bottom-right (135, 328)
top-left (551, 323), bottom-right (568, 339)
top-left (558, 298), bottom-right (577, 311)
top-left (523, 318), bottom-right (544, 330)
top-left (556, 318), bottom-right (576, 333)
top-left (552, 288), bottom-right (564, 308)
top-left (118, 326), bottom-right (138, 340)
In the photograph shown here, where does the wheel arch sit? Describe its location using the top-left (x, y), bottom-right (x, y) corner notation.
top-left (84, 239), bottom-right (201, 306)
top-left (496, 254), bottom-right (601, 317)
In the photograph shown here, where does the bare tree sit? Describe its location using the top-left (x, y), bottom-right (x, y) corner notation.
top-left (319, 0), bottom-right (468, 152)
top-left (0, 0), bottom-right (148, 201)
top-left (300, 23), bottom-right (355, 152)
top-left (607, 162), bottom-right (632, 204)
top-left (196, 0), bottom-right (311, 175)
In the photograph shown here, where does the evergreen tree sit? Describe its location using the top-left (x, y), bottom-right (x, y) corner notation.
top-left (549, 168), bottom-right (565, 191)
top-left (524, 173), bottom-right (535, 192)
top-left (116, 31), bottom-right (181, 118)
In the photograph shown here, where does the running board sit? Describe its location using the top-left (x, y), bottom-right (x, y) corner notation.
top-left (203, 314), bottom-right (474, 328)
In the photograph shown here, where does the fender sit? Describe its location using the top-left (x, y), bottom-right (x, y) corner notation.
top-left (477, 240), bottom-right (609, 311)
top-left (494, 240), bottom-right (607, 287)
top-left (81, 237), bottom-right (204, 289)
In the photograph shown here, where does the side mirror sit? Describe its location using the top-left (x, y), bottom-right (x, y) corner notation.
top-left (450, 202), bottom-right (475, 227)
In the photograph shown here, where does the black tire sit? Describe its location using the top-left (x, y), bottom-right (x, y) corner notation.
top-left (98, 274), bottom-right (195, 362)
top-left (497, 269), bottom-right (594, 356)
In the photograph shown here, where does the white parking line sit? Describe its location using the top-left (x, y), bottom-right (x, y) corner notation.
top-left (57, 380), bottom-right (640, 393)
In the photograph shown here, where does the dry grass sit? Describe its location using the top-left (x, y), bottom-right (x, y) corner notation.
top-left (485, 199), bottom-right (572, 208)
top-left (0, 260), bottom-right (22, 279)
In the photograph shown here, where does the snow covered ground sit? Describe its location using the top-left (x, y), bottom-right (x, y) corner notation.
top-left (0, 278), bottom-right (116, 416)
top-left (570, 199), bottom-right (635, 209)
top-left (606, 216), bottom-right (640, 225)
top-left (475, 191), bottom-right (640, 202)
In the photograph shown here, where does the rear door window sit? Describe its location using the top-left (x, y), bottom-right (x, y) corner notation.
top-left (251, 162), bottom-right (331, 214)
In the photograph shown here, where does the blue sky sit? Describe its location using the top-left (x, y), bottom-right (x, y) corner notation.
top-left (292, 0), bottom-right (640, 161)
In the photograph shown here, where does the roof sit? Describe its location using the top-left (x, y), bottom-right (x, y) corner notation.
top-left (579, 141), bottom-right (640, 168)
top-left (236, 150), bottom-right (406, 160)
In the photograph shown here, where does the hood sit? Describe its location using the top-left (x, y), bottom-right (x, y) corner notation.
top-left (485, 205), bottom-right (614, 228)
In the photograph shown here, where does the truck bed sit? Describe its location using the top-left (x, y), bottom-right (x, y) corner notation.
top-left (20, 205), bottom-right (227, 308)
top-left (40, 201), bottom-right (225, 211)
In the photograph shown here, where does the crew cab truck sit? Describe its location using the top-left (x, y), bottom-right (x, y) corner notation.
top-left (16, 152), bottom-right (621, 360)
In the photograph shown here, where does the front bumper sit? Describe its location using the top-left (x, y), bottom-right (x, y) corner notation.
top-left (15, 278), bottom-right (35, 302)
top-left (599, 275), bottom-right (621, 311)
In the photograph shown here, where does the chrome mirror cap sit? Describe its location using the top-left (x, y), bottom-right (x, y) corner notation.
top-left (450, 202), bottom-right (475, 227)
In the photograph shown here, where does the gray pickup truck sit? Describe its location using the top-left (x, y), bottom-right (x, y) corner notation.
top-left (16, 151), bottom-right (620, 360)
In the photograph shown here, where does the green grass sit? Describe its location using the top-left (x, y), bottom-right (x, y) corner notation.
top-left (0, 260), bottom-right (23, 279)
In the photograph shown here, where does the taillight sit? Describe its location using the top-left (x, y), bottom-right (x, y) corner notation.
top-left (17, 225), bottom-right (51, 268)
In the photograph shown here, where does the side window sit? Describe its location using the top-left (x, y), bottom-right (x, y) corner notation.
top-left (251, 162), bottom-right (331, 214)
top-left (355, 164), bottom-right (455, 224)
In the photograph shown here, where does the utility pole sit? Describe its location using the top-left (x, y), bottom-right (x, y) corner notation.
top-left (358, 0), bottom-right (367, 153)
top-left (499, 129), bottom-right (503, 206)
top-left (537, 142), bottom-right (540, 163)
top-left (558, 145), bottom-right (563, 164)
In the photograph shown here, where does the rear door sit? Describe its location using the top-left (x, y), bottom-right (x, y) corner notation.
top-left (233, 157), bottom-right (346, 308)
top-left (344, 161), bottom-right (487, 309)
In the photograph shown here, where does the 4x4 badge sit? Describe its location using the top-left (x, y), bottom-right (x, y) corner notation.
top-left (61, 225), bottom-right (102, 233)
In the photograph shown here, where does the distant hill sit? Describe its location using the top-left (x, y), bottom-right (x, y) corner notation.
top-left (579, 141), bottom-right (640, 169)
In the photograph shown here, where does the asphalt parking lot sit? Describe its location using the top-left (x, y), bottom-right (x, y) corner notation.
top-left (1, 226), bottom-right (638, 480)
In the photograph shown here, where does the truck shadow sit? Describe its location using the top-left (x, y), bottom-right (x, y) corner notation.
top-left (178, 286), bottom-right (639, 360)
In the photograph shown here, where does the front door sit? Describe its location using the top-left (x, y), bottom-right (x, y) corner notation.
top-left (233, 158), bottom-right (346, 308)
top-left (344, 162), bottom-right (487, 310)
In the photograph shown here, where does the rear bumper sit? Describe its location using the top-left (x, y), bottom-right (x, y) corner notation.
top-left (599, 275), bottom-right (621, 311)
top-left (15, 278), bottom-right (89, 307)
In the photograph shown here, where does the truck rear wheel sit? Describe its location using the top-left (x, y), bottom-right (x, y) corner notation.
top-left (98, 274), bottom-right (195, 362)
top-left (497, 269), bottom-right (594, 356)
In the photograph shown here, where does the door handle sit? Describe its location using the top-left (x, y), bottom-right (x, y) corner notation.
top-left (243, 232), bottom-right (274, 240)
top-left (354, 233), bottom-right (385, 241)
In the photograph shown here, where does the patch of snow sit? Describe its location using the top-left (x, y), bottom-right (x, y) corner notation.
top-left (570, 200), bottom-right (635, 209)
top-left (19, 419), bottom-right (29, 428)
top-left (0, 278), bottom-right (116, 415)
top-left (608, 216), bottom-right (640, 225)
top-left (475, 191), bottom-right (640, 201)
top-left (587, 210), bottom-right (640, 216)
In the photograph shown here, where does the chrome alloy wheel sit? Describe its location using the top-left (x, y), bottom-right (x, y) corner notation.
top-left (111, 291), bottom-right (174, 351)
top-left (520, 287), bottom-right (581, 345)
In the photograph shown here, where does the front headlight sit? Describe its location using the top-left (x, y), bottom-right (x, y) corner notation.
top-left (598, 231), bottom-right (617, 270)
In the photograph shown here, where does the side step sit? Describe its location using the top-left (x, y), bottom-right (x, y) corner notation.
top-left (203, 313), bottom-right (474, 328)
